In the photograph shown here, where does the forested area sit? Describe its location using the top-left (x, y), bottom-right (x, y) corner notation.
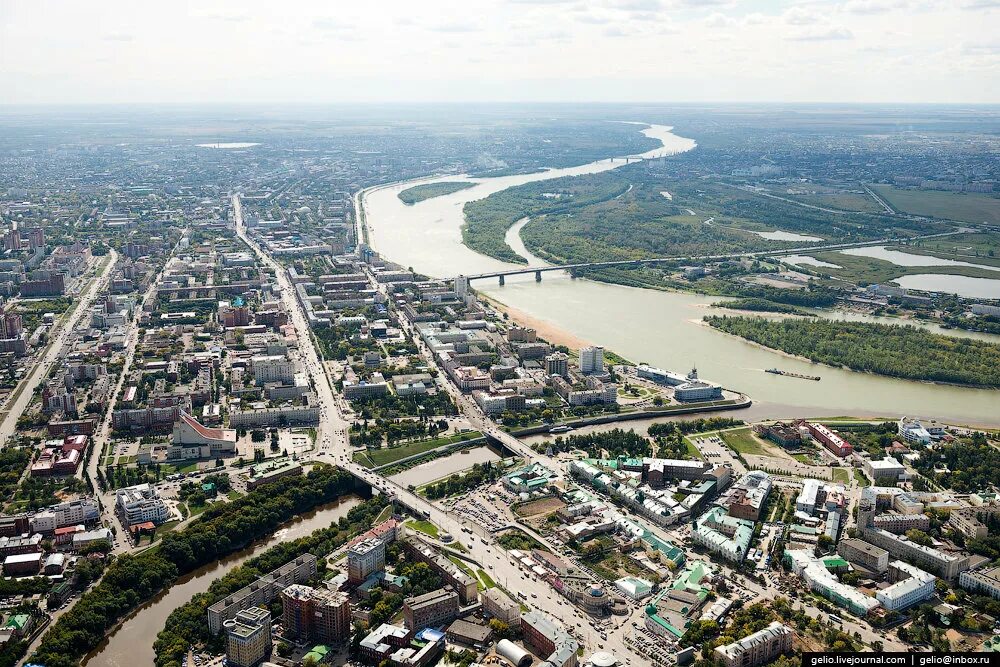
top-left (462, 172), bottom-right (631, 263)
top-left (30, 465), bottom-right (357, 667)
top-left (423, 461), bottom-right (502, 498)
top-left (712, 298), bottom-right (811, 314)
top-left (398, 181), bottom-right (474, 204)
top-left (914, 435), bottom-right (1000, 493)
top-left (705, 316), bottom-right (1000, 387)
top-left (153, 495), bottom-right (389, 667)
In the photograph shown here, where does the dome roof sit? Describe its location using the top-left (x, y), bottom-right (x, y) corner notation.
top-left (591, 652), bottom-right (617, 667)
top-left (589, 586), bottom-right (605, 597)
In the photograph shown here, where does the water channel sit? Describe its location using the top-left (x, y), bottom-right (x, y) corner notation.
top-left (84, 495), bottom-right (362, 667)
top-left (362, 124), bottom-right (1000, 427)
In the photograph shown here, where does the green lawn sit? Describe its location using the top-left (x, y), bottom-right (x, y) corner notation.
top-left (831, 468), bottom-right (850, 484)
top-left (720, 427), bottom-right (771, 456)
top-left (477, 569), bottom-right (496, 589)
top-left (354, 431), bottom-right (483, 468)
top-left (405, 519), bottom-right (439, 538)
top-left (853, 469), bottom-right (870, 487)
top-left (680, 436), bottom-right (706, 460)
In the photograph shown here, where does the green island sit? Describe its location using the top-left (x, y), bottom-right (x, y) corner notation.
top-left (711, 297), bottom-right (813, 315)
top-left (29, 465), bottom-right (357, 667)
top-left (704, 315), bottom-right (1000, 388)
top-left (398, 181), bottom-right (475, 205)
top-left (462, 172), bottom-right (632, 264)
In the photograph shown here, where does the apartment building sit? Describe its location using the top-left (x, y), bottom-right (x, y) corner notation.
top-left (281, 584), bottom-right (352, 643)
top-left (224, 607), bottom-right (272, 667)
top-left (713, 622), bottom-right (793, 667)
top-left (207, 554), bottom-right (318, 634)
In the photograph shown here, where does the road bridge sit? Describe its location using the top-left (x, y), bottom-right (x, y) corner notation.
top-left (459, 232), bottom-right (958, 285)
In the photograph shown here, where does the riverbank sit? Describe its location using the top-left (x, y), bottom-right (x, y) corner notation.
top-left (480, 293), bottom-right (593, 349)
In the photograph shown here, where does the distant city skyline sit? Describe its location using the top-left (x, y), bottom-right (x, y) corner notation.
top-left (1, 0), bottom-right (998, 104)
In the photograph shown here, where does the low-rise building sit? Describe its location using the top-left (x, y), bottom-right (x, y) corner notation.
top-left (521, 610), bottom-right (579, 667)
top-left (876, 561), bottom-right (936, 612)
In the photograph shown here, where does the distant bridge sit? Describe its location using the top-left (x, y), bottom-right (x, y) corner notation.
top-left (459, 232), bottom-right (957, 285)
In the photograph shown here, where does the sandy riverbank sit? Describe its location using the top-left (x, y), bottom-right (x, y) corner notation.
top-left (481, 294), bottom-right (593, 350)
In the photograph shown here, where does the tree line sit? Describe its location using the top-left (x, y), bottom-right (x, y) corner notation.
top-left (29, 465), bottom-right (358, 667)
top-left (705, 316), bottom-right (1000, 387)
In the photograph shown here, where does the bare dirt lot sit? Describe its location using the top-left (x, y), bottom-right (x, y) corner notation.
top-left (513, 496), bottom-right (566, 518)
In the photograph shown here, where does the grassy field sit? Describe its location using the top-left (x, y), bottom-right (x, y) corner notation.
top-left (720, 427), bottom-right (772, 456)
top-left (680, 437), bottom-right (706, 460)
top-left (353, 431), bottom-right (483, 467)
top-left (853, 469), bottom-right (870, 487)
top-left (871, 184), bottom-right (1000, 224)
top-left (405, 519), bottom-right (439, 538)
top-left (831, 468), bottom-right (850, 484)
top-left (477, 569), bottom-right (496, 589)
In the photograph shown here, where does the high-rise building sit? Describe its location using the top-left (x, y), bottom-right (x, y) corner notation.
top-left (224, 607), bottom-right (272, 667)
top-left (579, 346), bottom-right (604, 375)
top-left (0, 310), bottom-right (23, 339)
top-left (348, 538), bottom-right (386, 584)
top-left (281, 584), bottom-right (352, 644)
top-left (544, 352), bottom-right (569, 379)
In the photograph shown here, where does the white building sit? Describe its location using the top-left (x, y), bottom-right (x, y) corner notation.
top-left (115, 483), bottom-right (170, 526)
top-left (796, 478), bottom-right (822, 516)
top-left (251, 354), bottom-right (295, 384)
top-left (876, 561), bottom-right (936, 611)
top-left (579, 346), bottom-right (605, 375)
top-left (29, 498), bottom-right (100, 533)
top-left (348, 538), bottom-right (386, 584)
top-left (864, 457), bottom-right (906, 483)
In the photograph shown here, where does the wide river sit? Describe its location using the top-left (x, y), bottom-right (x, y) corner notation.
top-left (363, 123), bottom-right (1000, 427)
top-left (84, 495), bottom-right (361, 667)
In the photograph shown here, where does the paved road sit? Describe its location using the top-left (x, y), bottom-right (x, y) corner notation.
top-left (233, 194), bottom-right (350, 456)
top-left (0, 251), bottom-right (117, 447)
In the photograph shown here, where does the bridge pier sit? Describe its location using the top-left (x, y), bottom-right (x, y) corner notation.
top-left (535, 271), bottom-right (542, 282)
top-left (498, 275), bottom-right (505, 286)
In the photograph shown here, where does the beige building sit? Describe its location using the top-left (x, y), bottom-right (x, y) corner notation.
top-left (714, 622), bottom-right (793, 667)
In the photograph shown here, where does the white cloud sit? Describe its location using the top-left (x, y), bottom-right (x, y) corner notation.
top-left (787, 25), bottom-right (855, 40)
top-left (784, 7), bottom-right (823, 25)
top-left (704, 12), bottom-right (737, 28)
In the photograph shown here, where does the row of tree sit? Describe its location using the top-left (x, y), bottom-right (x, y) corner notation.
top-left (30, 465), bottom-right (357, 667)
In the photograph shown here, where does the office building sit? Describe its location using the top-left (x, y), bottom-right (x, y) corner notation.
top-left (861, 526), bottom-right (969, 582)
top-left (348, 538), bottom-right (386, 584)
top-left (251, 354), bottom-right (295, 384)
top-left (714, 622), bottom-right (793, 667)
top-left (224, 607), bottom-right (272, 667)
top-left (115, 483), bottom-right (170, 526)
top-left (876, 561), bottom-right (936, 612)
top-left (579, 346), bottom-right (604, 375)
top-left (521, 610), bottom-right (579, 667)
top-left (804, 422), bottom-right (853, 457)
top-left (837, 539), bottom-right (889, 574)
top-left (402, 588), bottom-right (459, 630)
top-left (727, 471), bottom-right (771, 521)
top-left (359, 623), bottom-right (412, 663)
top-left (873, 512), bottom-right (930, 534)
top-left (796, 478), bottom-right (822, 516)
top-left (281, 584), bottom-right (352, 643)
top-left (959, 566), bottom-right (1000, 600)
top-left (785, 550), bottom-right (880, 617)
top-left (864, 457), bottom-right (906, 483)
top-left (401, 538), bottom-right (477, 604)
top-left (482, 587), bottom-right (520, 624)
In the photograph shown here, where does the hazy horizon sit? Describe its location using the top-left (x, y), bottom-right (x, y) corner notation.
top-left (2, 0), bottom-right (999, 105)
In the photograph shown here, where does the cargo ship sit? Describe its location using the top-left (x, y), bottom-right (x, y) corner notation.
top-left (766, 368), bottom-right (821, 381)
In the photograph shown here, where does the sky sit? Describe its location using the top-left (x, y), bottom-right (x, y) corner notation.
top-left (1, 0), bottom-right (998, 105)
